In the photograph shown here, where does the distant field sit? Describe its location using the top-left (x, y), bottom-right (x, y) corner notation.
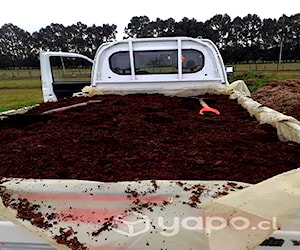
top-left (231, 62), bottom-right (300, 84)
top-left (0, 63), bottom-right (299, 112)
top-left (0, 68), bottom-right (91, 81)
top-left (0, 68), bottom-right (90, 112)
top-left (233, 62), bottom-right (300, 72)
top-left (228, 63), bottom-right (300, 90)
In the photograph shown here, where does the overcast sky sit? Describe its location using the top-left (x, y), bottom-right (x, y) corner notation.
top-left (1, 0), bottom-right (299, 39)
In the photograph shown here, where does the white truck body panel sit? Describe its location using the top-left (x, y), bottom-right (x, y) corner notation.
top-left (0, 221), bottom-right (54, 249)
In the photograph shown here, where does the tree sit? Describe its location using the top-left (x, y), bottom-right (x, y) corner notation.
top-left (277, 14), bottom-right (300, 62)
top-left (148, 18), bottom-right (176, 37)
top-left (225, 15), bottom-right (264, 63)
top-left (259, 18), bottom-right (279, 61)
top-left (85, 23), bottom-right (117, 57)
top-left (65, 22), bottom-right (89, 54)
top-left (1, 14), bottom-right (300, 68)
top-left (0, 23), bottom-right (35, 68)
top-left (204, 14), bottom-right (231, 49)
top-left (124, 16), bottom-right (152, 38)
top-left (240, 14), bottom-right (263, 62)
top-left (173, 17), bottom-right (207, 38)
top-left (289, 14), bottom-right (300, 61)
top-left (32, 22), bottom-right (117, 58)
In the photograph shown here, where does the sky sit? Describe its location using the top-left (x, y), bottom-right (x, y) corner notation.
top-left (1, 0), bottom-right (299, 39)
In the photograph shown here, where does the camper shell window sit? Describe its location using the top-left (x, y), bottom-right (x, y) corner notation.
top-left (109, 51), bottom-right (131, 75)
top-left (109, 49), bottom-right (204, 75)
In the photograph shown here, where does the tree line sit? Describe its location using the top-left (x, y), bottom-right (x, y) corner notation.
top-left (124, 14), bottom-right (299, 64)
top-left (0, 22), bottom-right (117, 68)
top-left (0, 13), bottom-right (299, 68)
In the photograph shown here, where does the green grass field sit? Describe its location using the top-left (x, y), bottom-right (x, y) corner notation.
top-left (0, 63), bottom-right (299, 112)
top-left (0, 78), bottom-right (43, 112)
top-left (232, 62), bottom-right (300, 72)
top-left (0, 88), bottom-right (43, 112)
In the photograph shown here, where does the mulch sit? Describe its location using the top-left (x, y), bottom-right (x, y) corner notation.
top-left (252, 79), bottom-right (300, 120)
top-left (0, 94), bottom-right (299, 184)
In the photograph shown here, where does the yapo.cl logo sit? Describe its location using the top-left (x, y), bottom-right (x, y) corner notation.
top-left (112, 213), bottom-right (150, 237)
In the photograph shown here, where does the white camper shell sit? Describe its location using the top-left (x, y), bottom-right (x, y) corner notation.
top-left (40, 37), bottom-right (228, 102)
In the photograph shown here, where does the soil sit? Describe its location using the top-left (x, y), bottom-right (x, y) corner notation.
top-left (252, 79), bottom-right (300, 120)
top-left (0, 94), bottom-right (299, 184)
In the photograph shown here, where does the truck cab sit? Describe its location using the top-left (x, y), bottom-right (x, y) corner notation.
top-left (40, 37), bottom-right (229, 102)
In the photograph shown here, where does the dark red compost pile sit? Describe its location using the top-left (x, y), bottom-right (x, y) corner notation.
top-left (0, 94), bottom-right (299, 184)
top-left (252, 80), bottom-right (300, 120)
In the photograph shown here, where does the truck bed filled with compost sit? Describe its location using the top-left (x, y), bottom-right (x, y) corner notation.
top-left (0, 94), bottom-right (299, 184)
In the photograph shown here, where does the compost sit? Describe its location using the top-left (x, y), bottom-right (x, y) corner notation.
top-left (252, 79), bottom-right (300, 120)
top-left (0, 94), bottom-right (299, 184)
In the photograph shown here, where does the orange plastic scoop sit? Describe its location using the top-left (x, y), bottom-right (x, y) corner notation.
top-left (199, 98), bottom-right (220, 115)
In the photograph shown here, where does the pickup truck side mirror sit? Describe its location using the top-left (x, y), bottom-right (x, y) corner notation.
top-left (225, 66), bottom-right (234, 77)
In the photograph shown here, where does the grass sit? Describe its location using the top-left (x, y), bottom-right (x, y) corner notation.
top-left (0, 89), bottom-right (43, 112)
top-left (0, 78), bottom-right (43, 112)
top-left (229, 71), bottom-right (272, 91)
top-left (232, 62), bottom-right (300, 72)
top-left (229, 67), bottom-right (300, 91)
top-left (0, 68), bottom-right (90, 112)
top-left (0, 63), bottom-right (299, 112)
top-left (0, 79), bottom-right (42, 89)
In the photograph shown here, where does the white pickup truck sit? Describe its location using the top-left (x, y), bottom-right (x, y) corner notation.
top-left (1, 37), bottom-right (300, 250)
